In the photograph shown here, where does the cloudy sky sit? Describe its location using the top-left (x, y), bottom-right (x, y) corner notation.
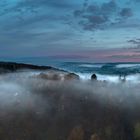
top-left (0, 0), bottom-right (140, 62)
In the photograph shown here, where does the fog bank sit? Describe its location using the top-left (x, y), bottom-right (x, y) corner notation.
top-left (0, 71), bottom-right (140, 140)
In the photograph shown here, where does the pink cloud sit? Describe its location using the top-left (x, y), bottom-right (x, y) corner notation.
top-left (43, 48), bottom-right (140, 62)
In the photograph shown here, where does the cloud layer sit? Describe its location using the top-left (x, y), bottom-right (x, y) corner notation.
top-left (73, 0), bottom-right (134, 31)
top-left (0, 0), bottom-right (140, 62)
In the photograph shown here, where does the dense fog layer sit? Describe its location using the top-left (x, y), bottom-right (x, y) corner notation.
top-left (1, 71), bottom-right (140, 140)
top-left (0, 71), bottom-right (140, 113)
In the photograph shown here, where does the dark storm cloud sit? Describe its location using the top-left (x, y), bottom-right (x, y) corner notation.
top-left (128, 39), bottom-right (140, 48)
top-left (101, 0), bottom-right (117, 14)
top-left (80, 15), bottom-right (108, 30)
top-left (120, 8), bottom-right (133, 17)
top-left (73, 1), bottom-right (115, 30)
top-left (73, 0), bottom-right (133, 31)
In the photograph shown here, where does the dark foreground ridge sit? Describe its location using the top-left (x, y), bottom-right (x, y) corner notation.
top-left (0, 61), bottom-right (58, 73)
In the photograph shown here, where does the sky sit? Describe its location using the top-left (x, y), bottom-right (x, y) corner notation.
top-left (0, 0), bottom-right (140, 62)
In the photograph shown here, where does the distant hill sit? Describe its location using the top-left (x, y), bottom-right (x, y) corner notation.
top-left (0, 61), bottom-right (57, 73)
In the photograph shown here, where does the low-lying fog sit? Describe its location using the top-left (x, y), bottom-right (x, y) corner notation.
top-left (0, 70), bottom-right (140, 140)
top-left (0, 71), bottom-right (140, 109)
top-left (0, 71), bottom-right (140, 113)
top-left (78, 72), bottom-right (140, 84)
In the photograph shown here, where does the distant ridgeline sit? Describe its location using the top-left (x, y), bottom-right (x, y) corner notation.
top-left (0, 61), bottom-right (140, 75)
top-left (98, 64), bottom-right (131, 75)
top-left (0, 62), bottom-right (56, 73)
top-left (99, 63), bottom-right (140, 75)
top-left (61, 62), bottom-right (140, 75)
